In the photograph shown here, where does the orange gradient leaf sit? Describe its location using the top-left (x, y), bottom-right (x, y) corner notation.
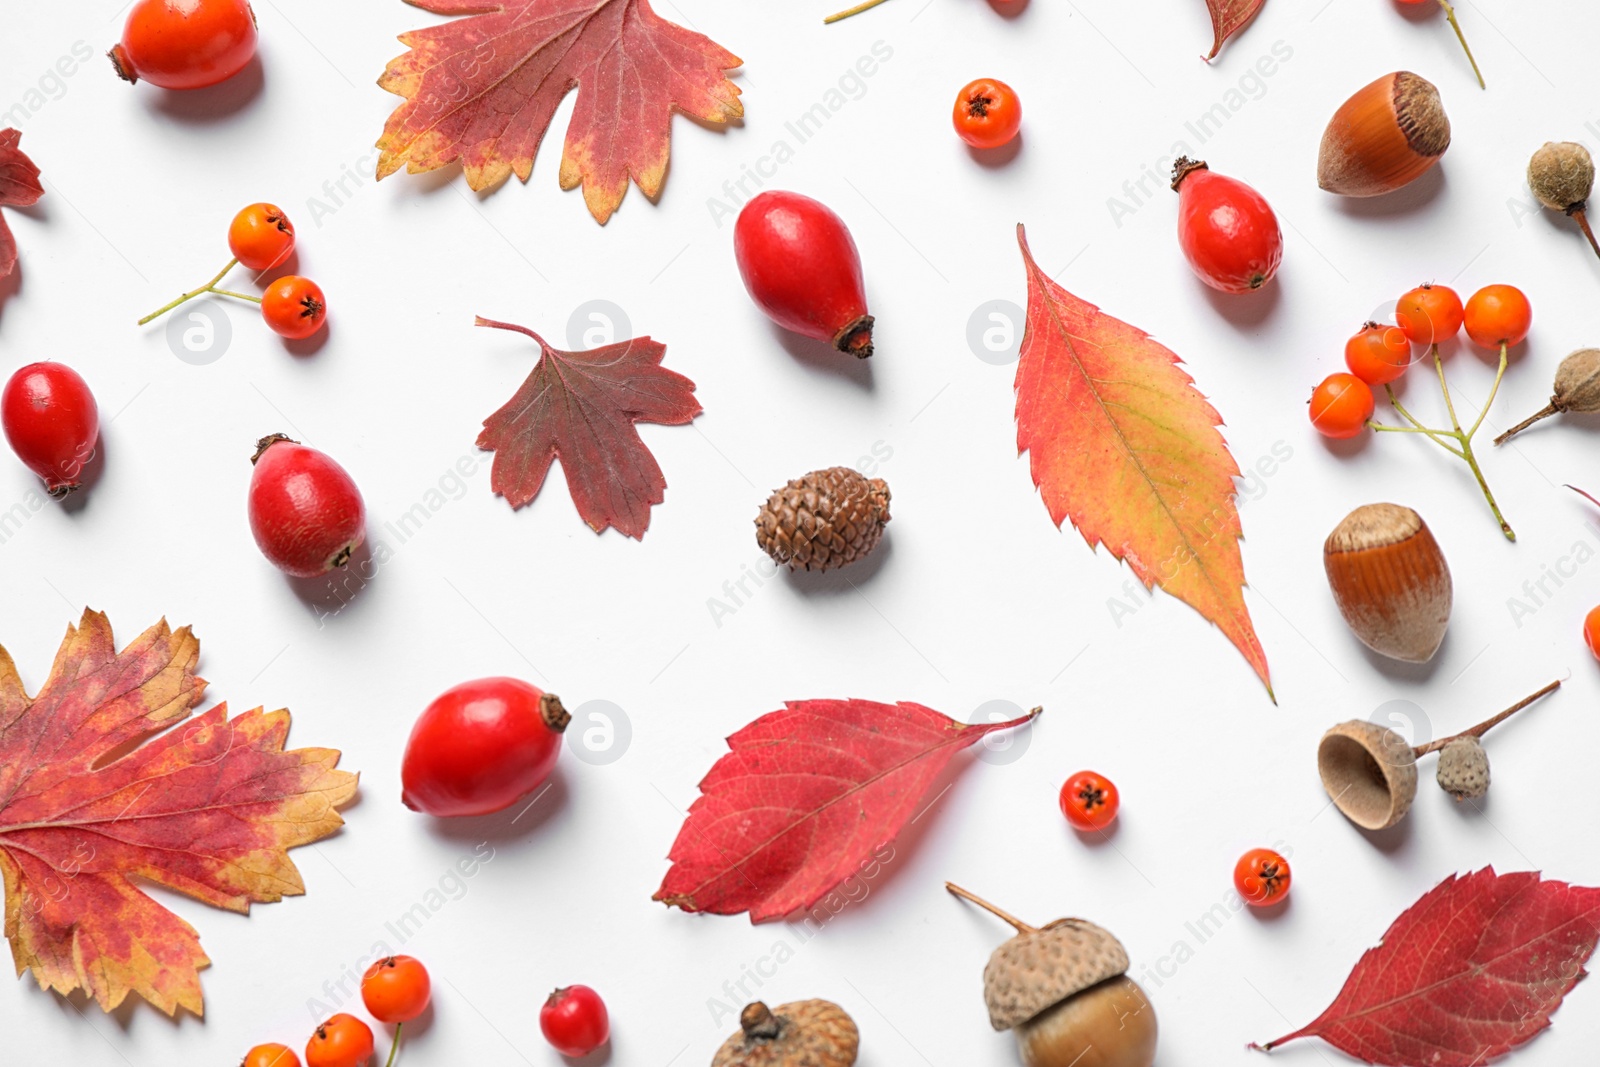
top-left (0, 611), bottom-right (357, 1016)
top-left (1204, 0), bottom-right (1265, 60)
top-left (1013, 224), bottom-right (1271, 695)
top-left (375, 0), bottom-right (744, 224)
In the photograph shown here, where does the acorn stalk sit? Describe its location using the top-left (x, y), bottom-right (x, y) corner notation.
top-left (1496, 349), bottom-right (1600, 444)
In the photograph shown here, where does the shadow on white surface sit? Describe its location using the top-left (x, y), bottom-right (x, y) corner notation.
top-left (142, 55), bottom-right (266, 125)
top-left (769, 322), bottom-right (875, 391)
top-left (420, 768), bottom-right (570, 845)
top-left (1199, 274), bottom-right (1281, 333)
top-left (1331, 163), bottom-right (1448, 220)
top-left (287, 538), bottom-right (378, 620)
top-left (59, 435), bottom-right (108, 516)
top-left (968, 131), bottom-right (1025, 170)
top-left (784, 533), bottom-right (893, 596)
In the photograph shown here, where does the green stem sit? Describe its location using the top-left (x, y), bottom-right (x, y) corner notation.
top-left (1460, 433), bottom-right (1515, 540)
top-left (136, 258), bottom-right (241, 325)
top-left (1385, 385), bottom-right (1464, 456)
top-left (1467, 342), bottom-right (1509, 440)
top-left (384, 1022), bottom-right (403, 1067)
top-left (1437, 0), bottom-right (1486, 89)
top-left (211, 288), bottom-right (262, 305)
top-left (824, 0), bottom-right (890, 22)
top-left (1432, 344), bottom-right (1463, 433)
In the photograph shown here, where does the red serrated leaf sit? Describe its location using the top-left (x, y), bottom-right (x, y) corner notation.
top-left (654, 700), bottom-right (1039, 921)
top-left (1014, 224), bottom-right (1271, 695)
top-left (375, 0), bottom-right (743, 224)
top-left (0, 611), bottom-right (357, 1016)
top-left (1204, 0), bottom-right (1265, 60)
top-left (1255, 868), bottom-right (1600, 1065)
top-left (0, 128), bottom-right (44, 279)
top-left (474, 316), bottom-right (700, 539)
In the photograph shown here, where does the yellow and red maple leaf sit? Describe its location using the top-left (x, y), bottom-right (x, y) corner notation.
top-left (375, 0), bottom-right (744, 224)
top-left (0, 611), bottom-right (357, 1016)
top-left (1014, 225), bottom-right (1272, 695)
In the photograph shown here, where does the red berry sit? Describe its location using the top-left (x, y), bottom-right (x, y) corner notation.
top-left (304, 1014), bottom-right (373, 1067)
top-left (261, 276), bottom-right (327, 340)
top-left (1344, 322), bottom-right (1411, 385)
top-left (1233, 847), bottom-right (1291, 907)
top-left (242, 1044), bottom-right (301, 1067)
top-left (1058, 771), bottom-right (1119, 831)
top-left (1584, 606), bottom-right (1600, 660)
top-left (247, 434), bottom-right (365, 578)
top-left (952, 78), bottom-right (1022, 150)
top-left (110, 0), bottom-right (259, 91)
top-left (1395, 284), bottom-right (1464, 347)
top-left (734, 190), bottom-right (873, 358)
top-left (1308, 373), bottom-right (1374, 439)
top-left (2, 363), bottom-right (100, 496)
top-left (401, 678), bottom-right (569, 817)
top-left (1172, 159), bottom-right (1282, 294)
top-left (1463, 284), bottom-right (1532, 349)
top-left (362, 956), bottom-right (431, 1024)
top-left (230, 203), bottom-right (296, 272)
top-left (540, 985), bottom-right (610, 1058)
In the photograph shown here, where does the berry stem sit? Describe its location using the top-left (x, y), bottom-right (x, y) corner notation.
top-left (1437, 0), bottom-right (1486, 89)
top-left (210, 287), bottom-right (263, 305)
top-left (383, 1022), bottom-right (403, 1067)
top-left (1432, 345), bottom-right (1463, 433)
top-left (136, 257), bottom-right (241, 325)
top-left (1570, 207), bottom-right (1600, 261)
top-left (1380, 387), bottom-right (1464, 457)
top-left (945, 882), bottom-right (1037, 934)
top-left (1412, 679), bottom-right (1560, 757)
top-left (823, 0), bottom-right (891, 23)
top-left (1467, 343), bottom-right (1508, 439)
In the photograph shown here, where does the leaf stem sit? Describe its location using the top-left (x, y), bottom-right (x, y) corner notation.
top-left (946, 882), bottom-right (1037, 933)
top-left (384, 1022), bottom-right (403, 1067)
top-left (1437, 0), bottom-right (1486, 89)
top-left (137, 258), bottom-right (241, 325)
top-left (1412, 679), bottom-right (1560, 757)
top-left (824, 0), bottom-right (891, 22)
top-left (474, 315), bottom-right (551, 349)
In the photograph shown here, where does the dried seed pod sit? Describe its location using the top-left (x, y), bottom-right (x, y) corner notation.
top-left (949, 884), bottom-right (1158, 1067)
top-left (755, 467), bottom-right (890, 572)
top-left (1436, 736), bottom-right (1490, 801)
top-left (1495, 349), bottom-right (1600, 444)
top-left (1318, 72), bottom-right (1449, 197)
top-left (711, 1000), bottom-right (859, 1067)
top-left (1527, 142), bottom-right (1600, 263)
top-left (1323, 504), bottom-right (1452, 663)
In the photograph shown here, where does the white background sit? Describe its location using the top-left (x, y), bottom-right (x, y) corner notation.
top-left (3, 1), bottom-right (1600, 1064)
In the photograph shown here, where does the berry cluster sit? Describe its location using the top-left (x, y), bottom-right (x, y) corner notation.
top-left (244, 955), bottom-right (429, 1067)
top-left (1308, 282), bottom-right (1533, 540)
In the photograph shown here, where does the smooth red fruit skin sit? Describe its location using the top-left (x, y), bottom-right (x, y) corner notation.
top-left (734, 191), bottom-right (874, 358)
top-left (247, 434), bottom-right (365, 578)
top-left (361, 956), bottom-right (431, 1023)
top-left (1173, 160), bottom-right (1283, 294)
top-left (401, 678), bottom-right (569, 817)
top-left (261, 276), bottom-right (327, 340)
top-left (111, 0), bottom-right (258, 91)
top-left (540, 985), bottom-right (610, 1058)
top-left (1, 363), bottom-right (100, 496)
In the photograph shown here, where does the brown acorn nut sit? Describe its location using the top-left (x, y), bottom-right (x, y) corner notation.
top-left (755, 467), bottom-right (890, 573)
top-left (1526, 141), bottom-right (1600, 263)
top-left (1324, 504), bottom-right (1452, 663)
top-left (1318, 679), bottom-right (1560, 830)
top-left (711, 1000), bottom-right (859, 1067)
top-left (948, 884), bottom-right (1157, 1067)
top-left (1318, 72), bottom-right (1449, 197)
top-left (1494, 349), bottom-right (1600, 444)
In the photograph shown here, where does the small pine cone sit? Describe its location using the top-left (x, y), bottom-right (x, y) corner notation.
top-left (755, 467), bottom-right (890, 572)
top-left (1436, 736), bottom-right (1490, 801)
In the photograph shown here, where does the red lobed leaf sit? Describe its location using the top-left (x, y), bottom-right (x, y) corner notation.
top-left (474, 316), bottom-right (701, 539)
top-left (0, 611), bottom-right (357, 1016)
top-left (1014, 224), bottom-right (1271, 695)
top-left (1204, 0), bottom-right (1265, 60)
top-left (1254, 868), bottom-right (1600, 1065)
top-left (375, 0), bottom-right (744, 224)
top-left (0, 128), bottom-right (44, 279)
top-left (654, 699), bottom-right (1040, 921)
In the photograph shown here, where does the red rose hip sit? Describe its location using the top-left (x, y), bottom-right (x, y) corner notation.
top-left (247, 434), bottom-right (365, 578)
top-left (734, 190), bottom-right (874, 358)
top-left (1171, 158), bottom-right (1282, 294)
top-left (401, 677), bottom-right (570, 817)
top-left (2, 362), bottom-right (100, 497)
top-left (110, 0), bottom-right (259, 91)
top-left (540, 985), bottom-right (610, 1058)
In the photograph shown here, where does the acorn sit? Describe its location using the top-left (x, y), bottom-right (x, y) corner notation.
top-left (1318, 72), bottom-right (1449, 197)
top-left (1526, 142), bottom-right (1600, 263)
top-left (1495, 349), bottom-right (1600, 444)
top-left (1317, 679), bottom-right (1559, 830)
top-left (1323, 504), bottom-right (1451, 663)
top-left (948, 883), bottom-right (1157, 1067)
top-left (711, 1000), bottom-right (859, 1067)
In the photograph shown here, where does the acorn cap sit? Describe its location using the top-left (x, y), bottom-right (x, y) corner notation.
top-left (711, 1001), bottom-right (859, 1067)
top-left (982, 919), bottom-right (1130, 1032)
top-left (1318, 720), bottom-right (1419, 830)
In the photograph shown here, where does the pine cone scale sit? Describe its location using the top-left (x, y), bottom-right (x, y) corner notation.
top-left (756, 467), bottom-right (890, 572)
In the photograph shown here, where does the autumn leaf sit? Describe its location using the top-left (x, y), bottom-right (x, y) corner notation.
top-left (654, 700), bottom-right (1039, 921)
top-left (474, 316), bottom-right (700, 539)
top-left (0, 128), bottom-right (43, 280)
top-left (375, 0), bottom-right (744, 224)
top-left (1204, 0), bottom-right (1265, 60)
top-left (1254, 869), bottom-right (1600, 1065)
top-left (1013, 224), bottom-right (1271, 695)
top-left (0, 611), bottom-right (357, 1016)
